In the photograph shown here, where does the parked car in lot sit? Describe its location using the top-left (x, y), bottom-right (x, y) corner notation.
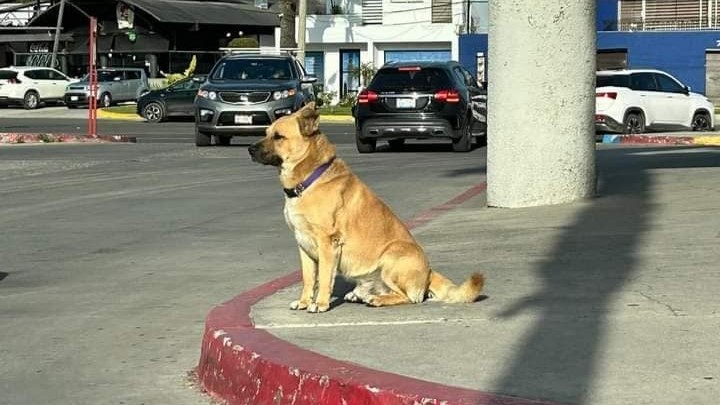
top-left (353, 60), bottom-right (487, 153)
top-left (596, 69), bottom-right (715, 134)
top-left (194, 52), bottom-right (318, 146)
top-left (64, 67), bottom-right (149, 108)
top-left (136, 75), bottom-right (206, 123)
top-left (0, 66), bottom-right (73, 109)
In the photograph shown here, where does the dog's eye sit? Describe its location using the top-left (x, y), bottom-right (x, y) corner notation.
top-left (273, 133), bottom-right (285, 141)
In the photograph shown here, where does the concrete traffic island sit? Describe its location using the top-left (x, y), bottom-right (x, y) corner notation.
top-left (196, 183), bottom-right (566, 405)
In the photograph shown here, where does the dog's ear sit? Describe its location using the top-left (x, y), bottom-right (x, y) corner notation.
top-left (297, 102), bottom-right (320, 137)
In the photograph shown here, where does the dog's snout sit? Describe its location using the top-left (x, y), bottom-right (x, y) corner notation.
top-left (248, 143), bottom-right (259, 156)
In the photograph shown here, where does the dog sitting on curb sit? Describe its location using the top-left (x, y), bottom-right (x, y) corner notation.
top-left (248, 103), bottom-right (484, 313)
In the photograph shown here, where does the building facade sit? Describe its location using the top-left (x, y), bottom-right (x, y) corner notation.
top-left (301, 0), bottom-right (489, 102)
top-left (1, 0), bottom-right (279, 78)
top-left (459, 0), bottom-right (720, 104)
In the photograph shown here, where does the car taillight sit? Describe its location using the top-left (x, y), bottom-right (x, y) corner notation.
top-left (358, 89), bottom-right (378, 104)
top-left (434, 89), bottom-right (460, 103)
top-left (596, 92), bottom-right (617, 99)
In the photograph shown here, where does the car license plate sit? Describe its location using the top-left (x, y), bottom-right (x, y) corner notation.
top-left (70, 96), bottom-right (79, 101)
top-left (234, 114), bottom-right (252, 124)
top-left (396, 98), bottom-right (415, 109)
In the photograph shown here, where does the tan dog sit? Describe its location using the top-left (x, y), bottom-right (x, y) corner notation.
top-left (248, 103), bottom-right (484, 313)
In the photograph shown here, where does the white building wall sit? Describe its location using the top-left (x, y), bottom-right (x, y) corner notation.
top-left (302, 0), bottom-right (463, 103)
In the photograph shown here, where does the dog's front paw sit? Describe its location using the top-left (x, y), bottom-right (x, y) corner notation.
top-left (307, 302), bottom-right (330, 313)
top-left (344, 291), bottom-right (363, 303)
top-left (289, 300), bottom-right (309, 310)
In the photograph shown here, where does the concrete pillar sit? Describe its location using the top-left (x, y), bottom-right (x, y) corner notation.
top-left (487, 0), bottom-right (597, 208)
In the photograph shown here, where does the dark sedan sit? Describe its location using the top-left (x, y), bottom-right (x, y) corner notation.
top-left (136, 75), bottom-right (206, 123)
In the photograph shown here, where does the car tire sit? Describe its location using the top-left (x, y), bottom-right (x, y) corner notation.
top-left (143, 102), bottom-right (165, 123)
top-left (99, 93), bottom-right (112, 108)
top-left (356, 131), bottom-right (376, 153)
top-left (452, 117), bottom-right (473, 152)
top-left (23, 91), bottom-right (39, 110)
top-left (623, 112), bottom-right (645, 134)
top-left (215, 135), bottom-right (231, 146)
top-left (388, 139), bottom-right (405, 151)
top-left (67, 104), bottom-right (78, 109)
top-left (691, 111), bottom-right (712, 131)
top-left (195, 127), bottom-right (212, 147)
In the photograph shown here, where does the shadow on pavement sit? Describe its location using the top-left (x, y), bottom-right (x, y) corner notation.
top-left (491, 146), bottom-right (719, 404)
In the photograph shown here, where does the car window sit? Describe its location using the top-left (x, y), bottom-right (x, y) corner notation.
top-left (596, 74), bottom-right (630, 88)
top-left (27, 70), bottom-right (45, 80)
top-left (0, 70), bottom-right (18, 80)
top-left (654, 73), bottom-right (685, 93)
top-left (630, 73), bottom-right (658, 91)
top-left (48, 70), bottom-right (68, 80)
top-left (97, 70), bottom-right (120, 82)
top-left (170, 78), bottom-right (198, 91)
top-left (369, 67), bottom-right (452, 92)
top-left (211, 59), bottom-right (295, 81)
top-left (124, 70), bottom-right (141, 80)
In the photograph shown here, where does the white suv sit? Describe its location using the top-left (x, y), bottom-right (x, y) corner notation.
top-left (0, 66), bottom-right (73, 109)
top-left (595, 69), bottom-right (715, 134)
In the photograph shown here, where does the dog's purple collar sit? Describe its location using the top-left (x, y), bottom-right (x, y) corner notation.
top-left (283, 157), bottom-right (336, 198)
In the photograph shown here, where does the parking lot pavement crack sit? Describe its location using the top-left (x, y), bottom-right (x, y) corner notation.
top-left (635, 290), bottom-right (685, 317)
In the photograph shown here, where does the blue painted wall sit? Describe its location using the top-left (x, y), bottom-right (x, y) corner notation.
top-left (459, 31), bottom-right (720, 95)
top-left (596, 0), bottom-right (618, 31)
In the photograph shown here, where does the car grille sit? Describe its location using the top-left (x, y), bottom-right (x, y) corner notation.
top-left (219, 91), bottom-right (271, 104)
top-left (217, 111), bottom-right (271, 126)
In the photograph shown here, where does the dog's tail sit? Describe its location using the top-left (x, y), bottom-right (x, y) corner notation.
top-left (428, 270), bottom-right (484, 303)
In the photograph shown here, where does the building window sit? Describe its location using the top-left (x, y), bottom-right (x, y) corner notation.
top-left (384, 50), bottom-right (451, 63)
top-left (431, 0), bottom-right (452, 23)
top-left (305, 51), bottom-right (324, 91)
top-left (340, 49), bottom-right (360, 97)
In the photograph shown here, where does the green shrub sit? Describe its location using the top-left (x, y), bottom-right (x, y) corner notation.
top-left (228, 37), bottom-right (259, 48)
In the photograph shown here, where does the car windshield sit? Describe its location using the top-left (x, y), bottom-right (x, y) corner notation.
top-left (596, 74), bottom-right (630, 88)
top-left (211, 59), bottom-right (294, 81)
top-left (370, 67), bottom-right (452, 92)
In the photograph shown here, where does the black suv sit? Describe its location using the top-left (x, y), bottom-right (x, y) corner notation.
top-left (194, 53), bottom-right (318, 146)
top-left (353, 60), bottom-right (486, 153)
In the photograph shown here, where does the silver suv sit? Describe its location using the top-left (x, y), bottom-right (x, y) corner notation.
top-left (64, 68), bottom-right (149, 108)
top-left (194, 53), bottom-right (318, 146)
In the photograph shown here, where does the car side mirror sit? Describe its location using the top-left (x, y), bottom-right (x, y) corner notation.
top-left (683, 85), bottom-right (690, 95)
top-left (301, 76), bottom-right (318, 84)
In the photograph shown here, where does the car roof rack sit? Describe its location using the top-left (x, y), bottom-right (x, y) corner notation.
top-left (219, 47), bottom-right (299, 56)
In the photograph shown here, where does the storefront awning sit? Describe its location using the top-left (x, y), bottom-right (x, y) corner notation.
top-left (122, 0), bottom-right (280, 27)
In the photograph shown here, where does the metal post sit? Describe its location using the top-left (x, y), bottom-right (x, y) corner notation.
top-left (297, 0), bottom-right (307, 64)
top-left (50, 0), bottom-right (66, 69)
top-left (88, 17), bottom-right (98, 137)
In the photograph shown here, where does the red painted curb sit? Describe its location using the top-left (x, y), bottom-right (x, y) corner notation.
top-left (0, 132), bottom-right (136, 144)
top-left (197, 182), bottom-right (570, 405)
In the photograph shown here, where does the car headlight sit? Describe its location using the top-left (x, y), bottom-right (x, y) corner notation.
top-left (197, 90), bottom-right (217, 100)
top-left (273, 88), bottom-right (297, 100)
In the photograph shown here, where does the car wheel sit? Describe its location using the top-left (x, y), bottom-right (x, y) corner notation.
top-left (195, 127), bottom-right (212, 147)
top-left (692, 112), bottom-right (712, 131)
top-left (23, 91), bottom-right (39, 110)
top-left (355, 131), bottom-right (376, 153)
top-left (452, 117), bottom-right (473, 152)
top-left (215, 135), bottom-right (231, 146)
top-left (623, 112), bottom-right (645, 134)
top-left (143, 102), bottom-right (165, 123)
top-left (67, 104), bottom-right (78, 109)
top-left (99, 93), bottom-right (112, 108)
top-left (388, 139), bottom-right (405, 151)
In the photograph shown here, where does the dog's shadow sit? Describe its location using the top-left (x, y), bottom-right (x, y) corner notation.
top-left (329, 277), bottom-right (489, 310)
top-left (329, 277), bottom-right (356, 310)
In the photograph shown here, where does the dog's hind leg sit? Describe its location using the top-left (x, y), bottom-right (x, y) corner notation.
top-left (366, 242), bottom-right (430, 307)
top-left (290, 248), bottom-right (318, 310)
